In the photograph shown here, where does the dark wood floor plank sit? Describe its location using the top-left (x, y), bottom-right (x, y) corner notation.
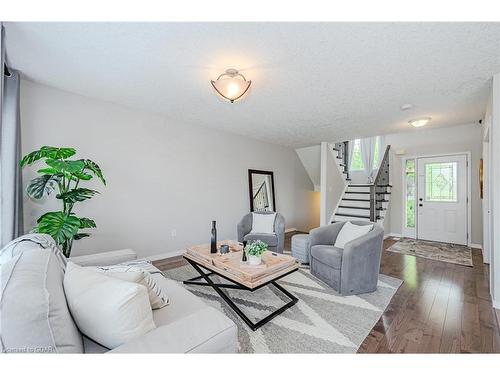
top-left (153, 233), bottom-right (500, 353)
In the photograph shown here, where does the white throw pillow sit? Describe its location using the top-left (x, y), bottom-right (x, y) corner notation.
top-left (91, 264), bottom-right (169, 309)
top-left (250, 212), bottom-right (276, 234)
top-left (334, 221), bottom-right (373, 249)
top-left (63, 262), bottom-right (156, 349)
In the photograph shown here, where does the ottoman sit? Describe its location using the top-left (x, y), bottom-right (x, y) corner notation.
top-left (291, 234), bottom-right (310, 264)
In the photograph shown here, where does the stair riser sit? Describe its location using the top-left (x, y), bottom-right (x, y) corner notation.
top-left (334, 216), bottom-right (372, 222)
top-left (340, 200), bottom-right (370, 208)
top-left (344, 192), bottom-right (370, 200)
top-left (337, 207), bottom-right (370, 216)
top-left (347, 186), bottom-right (371, 193)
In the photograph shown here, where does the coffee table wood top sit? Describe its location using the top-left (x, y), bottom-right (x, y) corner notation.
top-left (184, 240), bottom-right (299, 289)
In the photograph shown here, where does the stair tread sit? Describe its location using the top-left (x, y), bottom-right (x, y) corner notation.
top-left (335, 213), bottom-right (380, 219)
top-left (342, 198), bottom-right (370, 202)
top-left (345, 191), bottom-right (370, 194)
top-left (338, 205), bottom-right (370, 210)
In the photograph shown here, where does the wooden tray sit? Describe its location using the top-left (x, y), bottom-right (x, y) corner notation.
top-left (184, 240), bottom-right (299, 289)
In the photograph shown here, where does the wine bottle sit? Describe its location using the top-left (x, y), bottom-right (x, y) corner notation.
top-left (210, 221), bottom-right (217, 254)
top-left (242, 240), bottom-right (248, 262)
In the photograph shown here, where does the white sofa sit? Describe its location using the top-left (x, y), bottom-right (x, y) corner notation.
top-left (0, 234), bottom-right (238, 353)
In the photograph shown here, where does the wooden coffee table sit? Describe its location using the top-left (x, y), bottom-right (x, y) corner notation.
top-left (183, 240), bottom-right (299, 330)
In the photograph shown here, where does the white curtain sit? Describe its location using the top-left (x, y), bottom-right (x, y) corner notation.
top-left (348, 140), bottom-right (355, 170)
top-left (360, 137), bottom-right (376, 183)
top-left (0, 24), bottom-right (24, 247)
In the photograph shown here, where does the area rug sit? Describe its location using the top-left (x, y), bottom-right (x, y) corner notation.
top-left (163, 265), bottom-right (402, 353)
top-left (386, 238), bottom-right (473, 266)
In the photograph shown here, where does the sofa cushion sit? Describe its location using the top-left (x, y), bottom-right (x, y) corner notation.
top-left (243, 233), bottom-right (278, 246)
top-left (90, 264), bottom-right (169, 309)
top-left (250, 212), bottom-right (276, 234)
top-left (0, 249), bottom-right (83, 353)
top-left (108, 274), bottom-right (237, 353)
top-left (64, 262), bottom-right (156, 349)
top-left (311, 245), bottom-right (343, 269)
top-left (334, 221), bottom-right (373, 249)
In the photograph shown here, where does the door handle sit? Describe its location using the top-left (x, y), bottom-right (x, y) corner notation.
top-left (419, 198), bottom-right (423, 201)
top-left (419, 204), bottom-right (423, 207)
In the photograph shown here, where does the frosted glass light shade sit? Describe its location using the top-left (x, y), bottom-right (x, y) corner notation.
top-left (409, 117), bottom-right (432, 127)
top-left (211, 69), bottom-right (251, 103)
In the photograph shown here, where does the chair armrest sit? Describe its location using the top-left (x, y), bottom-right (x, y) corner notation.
top-left (308, 222), bottom-right (344, 248)
top-left (275, 213), bottom-right (285, 253)
top-left (237, 215), bottom-right (252, 242)
top-left (69, 249), bottom-right (137, 267)
top-left (340, 227), bottom-right (384, 293)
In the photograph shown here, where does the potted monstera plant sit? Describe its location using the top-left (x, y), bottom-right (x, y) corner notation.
top-left (20, 146), bottom-right (106, 257)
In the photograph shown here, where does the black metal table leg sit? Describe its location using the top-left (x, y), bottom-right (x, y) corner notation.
top-left (183, 257), bottom-right (298, 331)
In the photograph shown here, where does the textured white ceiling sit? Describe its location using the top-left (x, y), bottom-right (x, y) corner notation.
top-left (4, 22), bottom-right (500, 147)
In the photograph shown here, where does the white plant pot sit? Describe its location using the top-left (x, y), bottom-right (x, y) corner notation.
top-left (248, 255), bottom-right (262, 266)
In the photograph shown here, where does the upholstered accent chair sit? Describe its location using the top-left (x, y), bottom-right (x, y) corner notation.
top-left (237, 212), bottom-right (285, 253)
top-left (308, 221), bottom-right (384, 296)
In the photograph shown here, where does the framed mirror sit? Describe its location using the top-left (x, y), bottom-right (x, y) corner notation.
top-left (248, 169), bottom-right (276, 212)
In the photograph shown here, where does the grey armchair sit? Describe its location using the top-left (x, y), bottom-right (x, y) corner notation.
top-left (237, 212), bottom-right (285, 253)
top-left (308, 221), bottom-right (384, 296)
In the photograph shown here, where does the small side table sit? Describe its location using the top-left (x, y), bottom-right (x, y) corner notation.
top-left (291, 234), bottom-right (310, 264)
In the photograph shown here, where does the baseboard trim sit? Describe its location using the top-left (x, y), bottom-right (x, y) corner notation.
top-left (384, 233), bottom-right (402, 239)
top-left (492, 299), bottom-right (500, 310)
top-left (145, 231), bottom-right (299, 262)
top-left (145, 249), bottom-right (185, 262)
top-left (469, 243), bottom-right (483, 250)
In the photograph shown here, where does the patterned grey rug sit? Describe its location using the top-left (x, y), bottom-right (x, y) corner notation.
top-left (386, 238), bottom-right (473, 267)
top-left (164, 265), bottom-right (402, 353)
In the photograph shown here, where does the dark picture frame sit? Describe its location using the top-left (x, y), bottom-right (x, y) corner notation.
top-left (248, 169), bottom-right (276, 212)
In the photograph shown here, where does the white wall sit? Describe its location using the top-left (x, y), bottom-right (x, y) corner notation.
top-left (489, 73), bottom-right (500, 308)
top-left (295, 145), bottom-right (321, 191)
top-left (387, 123), bottom-right (484, 245)
top-left (320, 142), bottom-right (346, 225)
top-left (20, 80), bottom-right (318, 258)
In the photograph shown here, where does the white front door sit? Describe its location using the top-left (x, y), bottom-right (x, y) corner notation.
top-left (417, 154), bottom-right (468, 245)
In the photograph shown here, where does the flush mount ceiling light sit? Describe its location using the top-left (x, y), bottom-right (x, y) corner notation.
top-left (211, 68), bottom-right (251, 103)
top-left (409, 117), bottom-right (432, 128)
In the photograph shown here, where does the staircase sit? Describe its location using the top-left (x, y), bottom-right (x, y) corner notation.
top-left (330, 142), bottom-right (391, 224)
top-left (332, 141), bottom-right (352, 182)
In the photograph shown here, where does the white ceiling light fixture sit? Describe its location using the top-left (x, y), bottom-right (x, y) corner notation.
top-left (409, 117), bottom-right (432, 128)
top-left (211, 68), bottom-right (251, 103)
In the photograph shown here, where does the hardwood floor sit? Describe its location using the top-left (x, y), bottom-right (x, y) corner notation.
top-left (153, 234), bottom-right (500, 353)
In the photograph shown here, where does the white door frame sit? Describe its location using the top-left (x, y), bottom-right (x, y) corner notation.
top-left (401, 151), bottom-right (472, 246)
top-left (482, 124), bottom-right (491, 263)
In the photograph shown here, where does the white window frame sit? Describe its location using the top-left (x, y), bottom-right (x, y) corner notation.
top-left (402, 156), bottom-right (417, 238)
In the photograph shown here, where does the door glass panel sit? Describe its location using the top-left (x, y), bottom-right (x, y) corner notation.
top-left (405, 159), bottom-right (416, 228)
top-left (425, 162), bottom-right (458, 202)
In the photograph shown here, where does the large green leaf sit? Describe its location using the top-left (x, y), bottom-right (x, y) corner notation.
top-left (56, 188), bottom-right (99, 204)
top-left (26, 175), bottom-right (61, 199)
top-left (36, 212), bottom-right (81, 245)
top-left (73, 170), bottom-right (93, 181)
top-left (20, 146), bottom-right (76, 167)
top-left (73, 233), bottom-right (90, 240)
top-left (38, 167), bottom-right (92, 181)
top-left (82, 159), bottom-right (106, 185)
top-left (45, 159), bottom-right (85, 175)
top-left (79, 217), bottom-right (96, 229)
